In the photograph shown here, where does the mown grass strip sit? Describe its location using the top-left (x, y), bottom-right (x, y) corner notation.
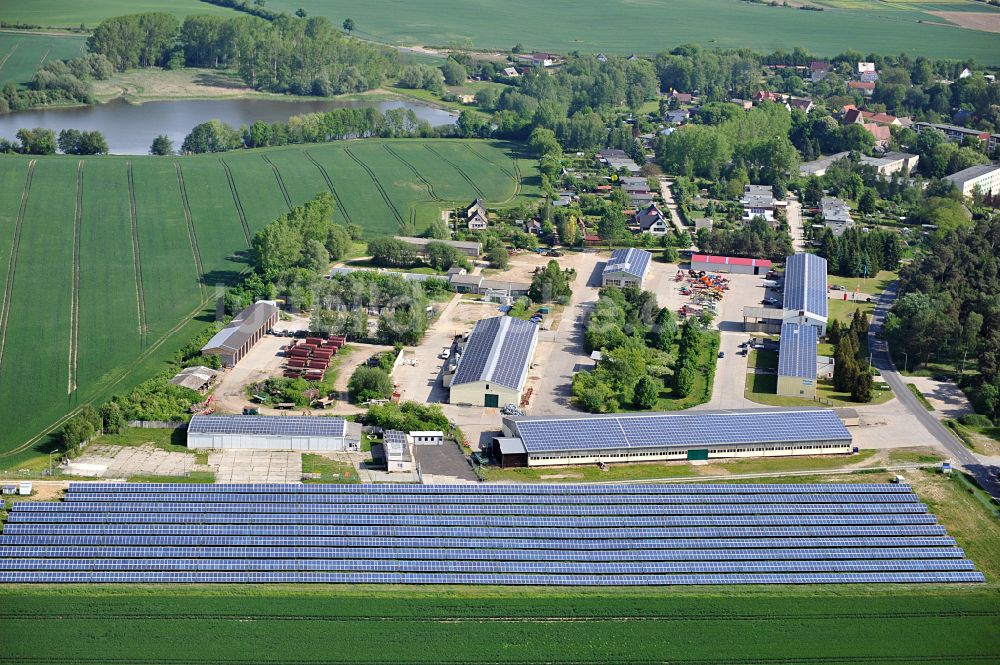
top-left (907, 383), bottom-right (935, 411)
top-left (68, 160), bottom-right (83, 395)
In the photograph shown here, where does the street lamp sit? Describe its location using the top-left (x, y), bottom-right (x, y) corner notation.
top-left (902, 352), bottom-right (908, 373)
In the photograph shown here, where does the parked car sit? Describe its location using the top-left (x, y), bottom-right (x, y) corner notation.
top-left (831, 285), bottom-right (846, 291)
top-left (718, 351), bottom-right (725, 359)
top-left (762, 297), bottom-right (779, 306)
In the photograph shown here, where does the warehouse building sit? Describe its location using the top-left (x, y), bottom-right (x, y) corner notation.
top-left (601, 247), bottom-right (652, 288)
top-left (690, 253), bottom-right (773, 276)
top-left (944, 163), bottom-right (1000, 198)
top-left (777, 323), bottom-right (819, 399)
top-left (783, 253), bottom-right (828, 334)
top-left (187, 415), bottom-right (362, 451)
top-left (494, 409), bottom-right (852, 467)
top-left (200, 301), bottom-right (279, 368)
top-left (449, 316), bottom-right (539, 408)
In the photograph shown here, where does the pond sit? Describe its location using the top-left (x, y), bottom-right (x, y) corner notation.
top-left (0, 97), bottom-right (459, 155)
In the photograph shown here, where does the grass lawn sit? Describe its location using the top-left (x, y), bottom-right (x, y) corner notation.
top-left (907, 383), bottom-right (935, 411)
top-left (85, 428), bottom-right (189, 454)
top-left (125, 471), bottom-right (216, 483)
top-left (945, 420), bottom-right (1000, 457)
top-left (886, 449), bottom-right (944, 465)
top-left (826, 296), bottom-right (874, 324)
top-left (826, 270), bottom-right (897, 295)
top-left (301, 453), bottom-right (360, 484)
top-left (481, 449), bottom-right (876, 482)
top-left (748, 348), bottom-right (778, 370)
top-left (745, 372), bottom-right (894, 408)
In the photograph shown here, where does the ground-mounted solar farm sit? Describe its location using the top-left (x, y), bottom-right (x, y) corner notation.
top-left (0, 140), bottom-right (536, 466)
top-left (0, 482), bottom-right (983, 584)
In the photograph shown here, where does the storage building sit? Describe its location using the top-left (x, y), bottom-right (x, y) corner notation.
top-left (200, 301), bottom-right (279, 367)
top-left (777, 322), bottom-right (819, 399)
top-left (187, 415), bottom-right (362, 451)
top-left (495, 409), bottom-right (852, 467)
top-left (382, 430), bottom-right (415, 473)
top-left (601, 247), bottom-right (652, 288)
top-left (782, 253), bottom-right (828, 334)
top-left (450, 316), bottom-right (539, 408)
top-left (690, 254), bottom-right (772, 276)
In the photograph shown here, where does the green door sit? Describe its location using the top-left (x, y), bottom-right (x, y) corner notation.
top-left (484, 394), bottom-right (500, 408)
top-left (687, 449), bottom-right (709, 461)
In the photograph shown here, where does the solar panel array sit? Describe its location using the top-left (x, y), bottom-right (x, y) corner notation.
top-left (604, 247), bottom-right (652, 280)
top-left (778, 323), bottom-right (818, 379)
top-left (187, 415), bottom-right (347, 438)
top-left (0, 483), bottom-right (982, 585)
top-left (782, 253), bottom-right (828, 320)
top-left (510, 410), bottom-right (850, 454)
top-left (452, 316), bottom-right (538, 390)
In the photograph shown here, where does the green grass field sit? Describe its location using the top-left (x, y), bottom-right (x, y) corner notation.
top-left (0, 584), bottom-right (996, 663)
top-left (0, 140), bottom-right (537, 469)
top-left (270, 0), bottom-right (1000, 62)
top-left (0, 1), bottom-right (233, 28)
top-left (0, 31), bottom-right (87, 85)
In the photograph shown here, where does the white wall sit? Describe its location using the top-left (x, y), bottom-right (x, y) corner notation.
top-left (526, 442), bottom-right (852, 466)
top-left (187, 433), bottom-right (356, 451)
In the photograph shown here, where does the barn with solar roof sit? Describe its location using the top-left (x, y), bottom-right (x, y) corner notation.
top-left (187, 415), bottom-right (363, 451)
top-left (495, 408), bottom-right (852, 467)
top-left (449, 316), bottom-right (539, 408)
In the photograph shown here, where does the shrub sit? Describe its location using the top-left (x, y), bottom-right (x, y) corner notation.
top-left (348, 366), bottom-right (393, 403)
top-left (959, 413), bottom-right (994, 428)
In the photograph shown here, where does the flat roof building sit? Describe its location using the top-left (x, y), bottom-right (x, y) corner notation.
top-left (860, 152), bottom-right (919, 176)
top-left (944, 163), bottom-right (1000, 198)
top-left (187, 415), bottom-right (362, 452)
top-left (691, 254), bottom-right (772, 276)
top-left (450, 316), bottom-right (539, 408)
top-left (777, 323), bottom-right (819, 400)
top-left (821, 197), bottom-right (854, 237)
top-left (382, 430), bottom-right (415, 473)
top-left (602, 247), bottom-right (652, 289)
top-left (200, 301), bottom-right (279, 368)
top-left (495, 409), bottom-right (852, 467)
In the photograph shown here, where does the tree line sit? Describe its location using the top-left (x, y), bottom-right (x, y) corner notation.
top-left (0, 127), bottom-right (109, 155)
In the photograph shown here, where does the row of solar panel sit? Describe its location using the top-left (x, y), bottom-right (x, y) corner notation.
top-left (65, 483), bottom-right (914, 494)
top-left (0, 535), bottom-right (957, 549)
top-left (1, 525), bottom-right (948, 538)
top-left (61, 492), bottom-right (923, 505)
top-left (5, 514), bottom-right (939, 527)
top-left (0, 546), bottom-right (966, 561)
top-left (0, 559), bottom-right (976, 574)
top-left (0, 572), bottom-right (984, 584)
top-left (19, 502), bottom-right (929, 516)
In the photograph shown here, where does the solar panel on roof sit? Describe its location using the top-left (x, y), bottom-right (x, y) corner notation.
top-left (188, 415), bottom-right (347, 438)
top-left (451, 316), bottom-right (538, 390)
top-left (782, 253), bottom-right (828, 320)
top-left (778, 323), bottom-right (818, 379)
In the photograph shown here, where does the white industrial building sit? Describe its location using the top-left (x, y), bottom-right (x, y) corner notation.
top-left (449, 316), bottom-right (539, 408)
top-left (601, 247), bottom-right (652, 289)
top-left (187, 415), bottom-right (362, 451)
top-left (494, 409), bottom-right (852, 467)
top-left (690, 254), bottom-right (773, 276)
top-left (782, 253), bottom-right (828, 334)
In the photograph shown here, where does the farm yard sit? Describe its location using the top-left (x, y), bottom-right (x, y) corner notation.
top-left (0, 31), bottom-right (87, 86)
top-left (0, 139), bottom-right (536, 467)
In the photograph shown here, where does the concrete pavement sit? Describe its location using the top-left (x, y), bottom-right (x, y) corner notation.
top-left (786, 195), bottom-right (807, 253)
top-left (869, 281), bottom-right (1000, 498)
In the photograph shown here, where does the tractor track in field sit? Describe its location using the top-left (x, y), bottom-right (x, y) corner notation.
top-left (343, 147), bottom-right (405, 226)
top-left (36, 46), bottom-right (51, 69)
top-left (0, 40), bottom-right (20, 74)
top-left (260, 154), bottom-right (292, 209)
top-left (0, 291), bottom-right (222, 460)
top-left (219, 159), bottom-right (252, 246)
top-left (125, 162), bottom-right (148, 344)
top-left (464, 142), bottom-right (517, 182)
top-left (0, 159), bottom-right (34, 377)
top-left (302, 151), bottom-right (353, 224)
top-left (174, 163), bottom-right (206, 298)
top-left (383, 144), bottom-right (441, 201)
top-left (424, 143), bottom-right (486, 199)
top-left (67, 160), bottom-right (83, 396)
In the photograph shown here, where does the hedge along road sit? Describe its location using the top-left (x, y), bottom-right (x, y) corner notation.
top-left (0, 140), bottom-right (537, 466)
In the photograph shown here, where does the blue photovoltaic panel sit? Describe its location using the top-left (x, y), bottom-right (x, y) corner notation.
top-left (782, 253), bottom-right (828, 320)
top-left (187, 414), bottom-right (346, 438)
top-left (604, 247), bottom-right (651, 281)
top-left (451, 316), bottom-right (538, 390)
top-left (511, 410), bottom-right (850, 453)
top-left (778, 323), bottom-right (818, 379)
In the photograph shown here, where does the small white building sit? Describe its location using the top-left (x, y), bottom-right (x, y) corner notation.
top-left (409, 430), bottom-right (444, 445)
top-left (187, 415), bottom-right (362, 451)
top-left (601, 247), bottom-right (652, 288)
top-left (383, 430), bottom-right (415, 473)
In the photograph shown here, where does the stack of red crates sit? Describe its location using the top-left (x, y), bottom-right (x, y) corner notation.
top-left (282, 335), bottom-right (347, 381)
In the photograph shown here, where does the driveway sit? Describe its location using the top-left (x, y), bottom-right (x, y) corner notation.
top-left (786, 195), bottom-right (807, 253)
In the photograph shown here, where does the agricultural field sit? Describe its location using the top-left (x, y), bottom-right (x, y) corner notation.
top-left (0, 140), bottom-right (536, 468)
top-left (0, 585), bottom-right (996, 663)
top-left (267, 0), bottom-right (1000, 62)
top-left (0, 1), bottom-right (233, 28)
top-left (0, 31), bottom-right (87, 85)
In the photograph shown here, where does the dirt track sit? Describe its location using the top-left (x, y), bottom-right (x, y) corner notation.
top-left (928, 11), bottom-right (1000, 34)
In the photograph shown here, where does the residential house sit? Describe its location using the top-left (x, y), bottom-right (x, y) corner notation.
top-left (810, 61), bottom-right (829, 82)
top-left (754, 90), bottom-right (785, 104)
top-left (502, 67), bottom-right (520, 78)
top-left (669, 90), bottom-right (693, 104)
top-left (467, 210), bottom-right (489, 231)
top-left (730, 98), bottom-right (753, 111)
top-left (848, 81), bottom-right (875, 95)
top-left (857, 62), bottom-right (879, 82)
top-left (554, 191), bottom-right (576, 207)
top-left (524, 219), bottom-right (542, 235)
top-left (635, 203), bottom-right (669, 236)
top-left (621, 176), bottom-right (650, 194)
top-left (665, 108), bottom-right (690, 124)
top-left (788, 97), bottom-right (814, 113)
top-left (864, 123), bottom-right (892, 150)
top-left (465, 199), bottom-right (488, 219)
top-left (821, 196), bottom-right (854, 236)
top-left (531, 52), bottom-right (556, 67)
top-left (741, 184), bottom-right (784, 223)
top-left (596, 53), bottom-right (608, 63)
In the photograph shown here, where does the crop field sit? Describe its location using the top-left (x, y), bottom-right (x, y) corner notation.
top-left (267, 0), bottom-right (1000, 62)
top-left (0, 140), bottom-right (536, 467)
top-left (0, 31), bottom-right (87, 86)
top-left (0, 1), bottom-right (234, 28)
top-left (0, 585), bottom-right (996, 664)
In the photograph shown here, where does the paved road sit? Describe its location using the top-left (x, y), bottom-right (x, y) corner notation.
top-left (869, 282), bottom-right (1000, 499)
top-left (786, 195), bottom-right (807, 253)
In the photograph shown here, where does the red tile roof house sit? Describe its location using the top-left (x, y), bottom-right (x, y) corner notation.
top-left (863, 123), bottom-right (892, 150)
top-left (670, 91), bottom-right (693, 103)
top-left (848, 81), bottom-right (876, 96)
top-left (810, 61), bottom-right (829, 82)
top-left (860, 110), bottom-right (901, 126)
